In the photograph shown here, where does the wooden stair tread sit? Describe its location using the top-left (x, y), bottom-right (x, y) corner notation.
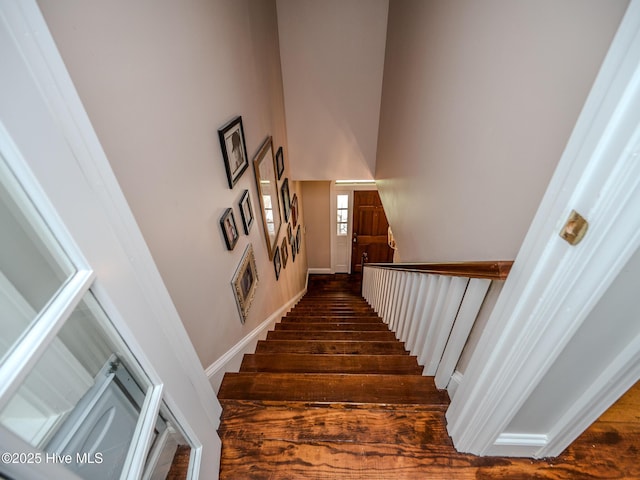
top-left (240, 353), bottom-right (422, 374)
top-left (219, 437), bottom-right (550, 480)
top-left (255, 340), bottom-right (409, 355)
top-left (274, 322), bottom-right (389, 331)
top-left (219, 401), bottom-right (451, 444)
top-left (266, 330), bottom-right (397, 341)
top-left (289, 310), bottom-right (376, 316)
top-left (218, 373), bottom-right (449, 406)
top-left (282, 315), bottom-right (384, 323)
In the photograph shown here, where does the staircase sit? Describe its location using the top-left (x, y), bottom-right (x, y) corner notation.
top-left (217, 274), bottom-right (450, 479)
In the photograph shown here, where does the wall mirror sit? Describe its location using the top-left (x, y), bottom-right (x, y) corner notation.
top-left (253, 136), bottom-right (282, 260)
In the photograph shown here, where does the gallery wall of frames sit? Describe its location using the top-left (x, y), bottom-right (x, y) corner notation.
top-left (217, 116), bottom-right (304, 323)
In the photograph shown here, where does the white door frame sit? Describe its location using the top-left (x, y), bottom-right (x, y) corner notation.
top-left (0, 0), bottom-right (221, 477)
top-left (447, 0), bottom-right (640, 458)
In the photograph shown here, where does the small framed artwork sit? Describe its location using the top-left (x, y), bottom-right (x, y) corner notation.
top-left (281, 178), bottom-right (291, 222)
top-left (273, 246), bottom-right (282, 280)
top-left (287, 223), bottom-right (293, 245)
top-left (218, 116), bottom-right (249, 188)
top-left (220, 208), bottom-right (239, 250)
top-left (231, 244), bottom-right (258, 323)
top-left (296, 224), bottom-right (301, 253)
top-left (291, 237), bottom-right (297, 262)
top-left (276, 146), bottom-right (285, 180)
top-left (238, 189), bottom-right (254, 234)
top-left (281, 237), bottom-right (288, 268)
top-left (291, 193), bottom-right (298, 227)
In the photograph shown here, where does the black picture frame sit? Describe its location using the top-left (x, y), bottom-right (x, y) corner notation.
top-left (287, 223), bottom-right (293, 246)
top-left (238, 189), bottom-right (254, 235)
top-left (220, 208), bottom-right (239, 250)
top-left (218, 116), bottom-right (249, 188)
top-left (273, 246), bottom-right (282, 280)
top-left (296, 224), bottom-right (301, 253)
top-left (281, 178), bottom-right (291, 222)
top-left (276, 146), bottom-right (285, 180)
top-left (291, 193), bottom-right (298, 227)
top-left (291, 236), bottom-right (297, 262)
top-left (281, 237), bottom-right (288, 268)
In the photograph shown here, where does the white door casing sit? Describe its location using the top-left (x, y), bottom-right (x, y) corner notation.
top-left (446, 0), bottom-right (640, 458)
top-left (0, 0), bottom-right (222, 478)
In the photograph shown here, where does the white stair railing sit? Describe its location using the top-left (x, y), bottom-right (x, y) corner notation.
top-left (362, 262), bottom-right (511, 397)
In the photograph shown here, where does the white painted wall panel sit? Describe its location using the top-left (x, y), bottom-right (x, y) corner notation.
top-left (277, 0), bottom-right (389, 180)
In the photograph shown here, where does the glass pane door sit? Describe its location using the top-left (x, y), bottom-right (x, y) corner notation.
top-left (0, 146), bottom-right (190, 479)
top-left (0, 154), bottom-right (75, 362)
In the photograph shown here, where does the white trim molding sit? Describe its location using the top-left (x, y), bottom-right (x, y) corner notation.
top-left (206, 286), bottom-right (307, 391)
top-left (447, 0), bottom-right (640, 458)
top-left (308, 268), bottom-right (333, 275)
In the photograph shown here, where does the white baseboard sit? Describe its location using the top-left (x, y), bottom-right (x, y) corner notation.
top-left (308, 268), bottom-right (332, 274)
top-left (487, 433), bottom-right (549, 457)
top-left (447, 370), bottom-right (464, 399)
top-left (205, 287), bottom-right (306, 392)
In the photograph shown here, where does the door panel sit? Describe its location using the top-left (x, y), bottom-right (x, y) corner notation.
top-left (351, 191), bottom-right (394, 273)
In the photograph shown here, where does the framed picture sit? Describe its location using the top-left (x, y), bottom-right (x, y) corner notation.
top-left (281, 178), bottom-right (291, 222)
top-left (238, 189), bottom-right (254, 235)
top-left (281, 237), bottom-right (288, 268)
top-left (220, 208), bottom-right (239, 250)
top-left (218, 116), bottom-right (249, 188)
top-left (231, 244), bottom-right (258, 323)
top-left (253, 136), bottom-right (282, 260)
top-left (287, 223), bottom-right (293, 245)
top-left (296, 224), bottom-right (301, 253)
top-left (276, 146), bottom-right (284, 180)
top-left (273, 246), bottom-right (282, 280)
top-left (291, 236), bottom-right (297, 263)
top-left (291, 193), bottom-right (299, 227)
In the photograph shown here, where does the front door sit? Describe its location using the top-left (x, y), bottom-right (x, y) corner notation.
top-left (351, 191), bottom-right (394, 273)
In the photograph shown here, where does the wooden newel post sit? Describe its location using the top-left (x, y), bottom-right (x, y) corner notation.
top-left (360, 252), bottom-right (368, 295)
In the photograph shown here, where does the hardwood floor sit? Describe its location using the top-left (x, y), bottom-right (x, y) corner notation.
top-left (217, 274), bottom-right (640, 479)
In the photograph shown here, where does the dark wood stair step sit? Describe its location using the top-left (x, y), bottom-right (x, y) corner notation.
top-left (219, 401), bottom-right (449, 444)
top-left (288, 311), bottom-right (376, 317)
top-left (218, 437), bottom-right (483, 480)
top-left (266, 330), bottom-right (397, 341)
top-left (240, 353), bottom-right (422, 374)
top-left (292, 305), bottom-right (373, 310)
top-left (218, 373), bottom-right (449, 406)
top-left (255, 340), bottom-right (409, 355)
top-left (293, 302), bottom-right (373, 311)
top-left (274, 322), bottom-right (389, 331)
top-left (282, 315), bottom-right (383, 323)
top-left (293, 304), bottom-right (371, 310)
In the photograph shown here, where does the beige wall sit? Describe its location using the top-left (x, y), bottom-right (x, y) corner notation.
top-left (376, 0), bottom-right (629, 262)
top-left (277, 0), bottom-right (388, 180)
top-left (300, 181), bottom-right (332, 270)
top-left (38, 0), bottom-right (308, 369)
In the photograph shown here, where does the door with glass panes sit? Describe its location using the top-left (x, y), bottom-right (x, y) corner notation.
top-left (0, 1), bottom-right (221, 478)
top-left (0, 114), bottom-right (195, 480)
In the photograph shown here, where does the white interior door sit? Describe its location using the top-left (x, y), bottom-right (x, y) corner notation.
top-left (333, 192), bottom-right (352, 273)
top-left (0, 0), bottom-right (222, 478)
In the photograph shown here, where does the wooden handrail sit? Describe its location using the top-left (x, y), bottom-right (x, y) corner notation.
top-left (364, 261), bottom-right (513, 280)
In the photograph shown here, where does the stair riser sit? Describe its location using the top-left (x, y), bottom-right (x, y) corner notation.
top-left (218, 373), bottom-right (449, 405)
top-left (240, 354), bottom-right (422, 374)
